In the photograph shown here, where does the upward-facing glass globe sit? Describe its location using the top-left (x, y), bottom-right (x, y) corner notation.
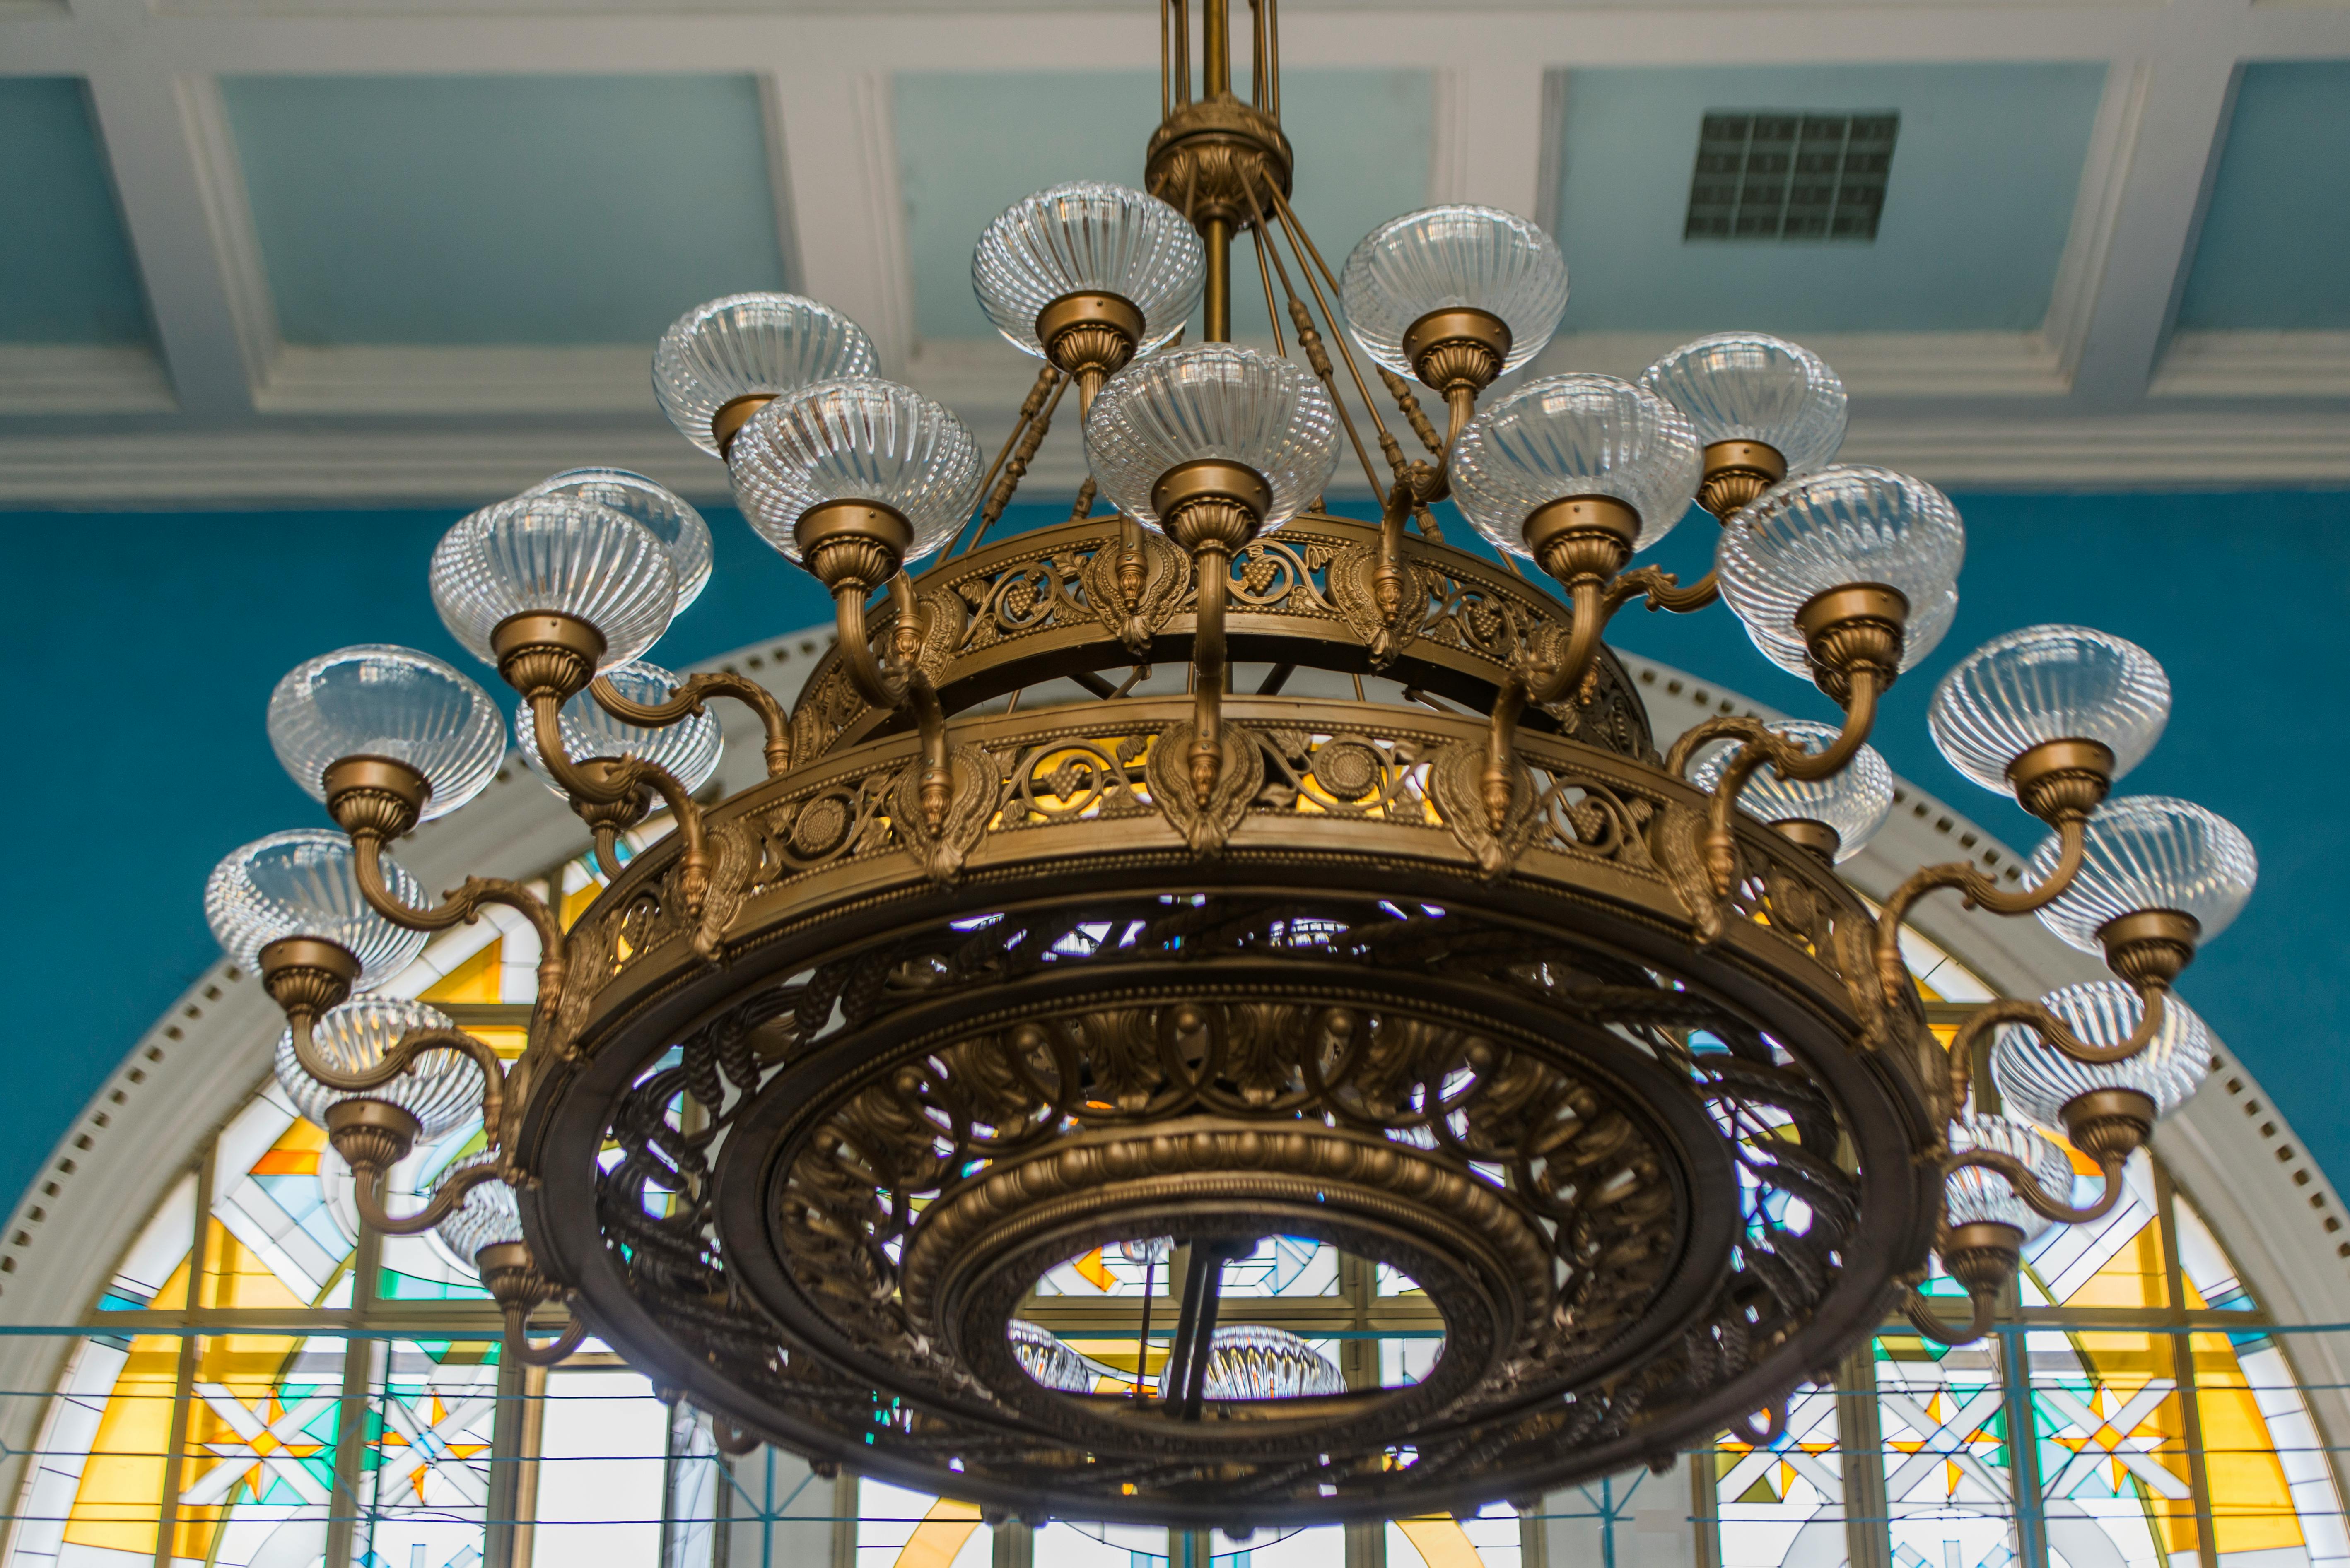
top-left (205, 830), bottom-right (429, 989)
top-left (515, 660), bottom-right (723, 797)
top-left (1689, 720), bottom-right (1893, 861)
top-left (1448, 374), bottom-right (1702, 556)
top-left (727, 377), bottom-right (984, 568)
top-left (1339, 205), bottom-right (1568, 376)
top-left (1007, 1320), bottom-right (1094, 1393)
top-left (1084, 344), bottom-right (1340, 532)
top-left (1203, 1325), bottom-right (1346, 1399)
top-left (275, 996), bottom-right (480, 1138)
top-left (654, 293), bottom-right (878, 457)
top-left (429, 494), bottom-right (678, 672)
top-left (972, 182), bottom-right (1204, 359)
top-left (1993, 981), bottom-right (2213, 1131)
top-left (268, 646), bottom-right (506, 821)
top-left (1639, 333), bottom-right (1848, 476)
top-left (2031, 796), bottom-right (2257, 952)
top-left (1944, 1115), bottom-right (2072, 1240)
top-left (1717, 466), bottom-right (1965, 680)
top-left (1929, 625), bottom-right (2170, 798)
top-left (525, 468), bottom-right (714, 614)
top-left (434, 1155), bottom-right (524, 1264)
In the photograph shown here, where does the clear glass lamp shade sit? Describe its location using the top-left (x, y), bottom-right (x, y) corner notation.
top-left (274, 996), bottom-right (478, 1138)
top-left (1717, 466), bottom-right (1965, 680)
top-left (1993, 980), bottom-right (2213, 1129)
top-left (972, 182), bottom-right (1204, 358)
top-left (1638, 332), bottom-right (1848, 475)
top-left (1007, 1320), bottom-right (1094, 1393)
top-left (1928, 625), bottom-right (2171, 797)
top-left (2031, 795), bottom-right (2258, 951)
top-left (1689, 719), bottom-right (1893, 862)
top-left (1449, 373), bottom-right (1702, 556)
top-left (205, 830), bottom-right (429, 990)
top-left (1203, 1325), bottom-right (1346, 1399)
top-left (727, 376), bottom-right (984, 568)
top-left (434, 1156), bottom-right (525, 1263)
top-left (1945, 1115), bottom-right (2072, 1240)
top-left (1338, 205), bottom-right (1568, 376)
top-left (1084, 344), bottom-right (1339, 533)
top-left (653, 293), bottom-right (878, 458)
top-left (514, 659), bottom-right (722, 796)
top-left (525, 468), bottom-right (714, 614)
top-left (429, 494), bottom-right (678, 671)
top-left (267, 646), bottom-right (506, 822)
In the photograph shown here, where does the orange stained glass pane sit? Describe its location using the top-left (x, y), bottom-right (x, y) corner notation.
top-left (249, 1117), bottom-right (326, 1177)
top-left (197, 1219), bottom-right (309, 1312)
top-left (420, 940), bottom-right (501, 1004)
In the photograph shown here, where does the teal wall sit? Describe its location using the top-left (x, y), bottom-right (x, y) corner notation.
top-left (3, 490), bottom-right (2345, 1216)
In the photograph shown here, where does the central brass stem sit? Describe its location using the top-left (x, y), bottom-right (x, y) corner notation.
top-left (1204, 215), bottom-right (1232, 341)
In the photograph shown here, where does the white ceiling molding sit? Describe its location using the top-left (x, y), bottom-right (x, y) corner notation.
top-left (0, 346), bottom-right (176, 415)
top-left (252, 344), bottom-right (656, 415)
top-left (1534, 331), bottom-right (2073, 399)
top-left (2152, 331), bottom-right (2350, 397)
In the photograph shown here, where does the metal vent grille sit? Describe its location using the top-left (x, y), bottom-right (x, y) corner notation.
top-left (1684, 111), bottom-right (1898, 241)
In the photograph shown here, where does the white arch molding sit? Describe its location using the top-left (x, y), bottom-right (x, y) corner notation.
top-left (2, 632), bottom-right (2341, 1540)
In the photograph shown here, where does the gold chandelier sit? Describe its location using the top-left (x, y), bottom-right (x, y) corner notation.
top-left (203, 0), bottom-right (2257, 1530)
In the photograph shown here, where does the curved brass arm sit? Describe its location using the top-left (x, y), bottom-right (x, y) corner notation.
top-left (1944, 991), bottom-right (2171, 1115)
top-left (826, 574), bottom-right (952, 833)
top-left (1945, 1145), bottom-right (2128, 1225)
top-left (1610, 563), bottom-right (1720, 616)
top-left (350, 836), bottom-right (567, 1043)
top-left (352, 1159), bottom-right (499, 1236)
top-left (1872, 817), bottom-right (2087, 1009)
top-left (1903, 1284), bottom-right (1997, 1346)
top-left (1694, 667), bottom-right (1882, 897)
top-left (528, 693), bottom-right (712, 919)
top-left (590, 670), bottom-right (791, 777)
top-left (288, 1016), bottom-right (507, 1140)
top-left (504, 1304), bottom-right (589, 1367)
top-left (832, 584), bottom-right (901, 710)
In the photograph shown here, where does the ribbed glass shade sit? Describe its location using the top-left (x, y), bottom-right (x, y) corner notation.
top-left (1689, 720), bottom-right (1893, 862)
top-left (526, 468), bottom-right (714, 614)
top-left (1638, 333), bottom-right (1848, 476)
top-left (274, 996), bottom-right (478, 1137)
top-left (2031, 796), bottom-right (2258, 951)
top-left (1718, 466), bottom-right (1965, 680)
top-left (728, 376), bottom-right (984, 568)
top-left (1993, 981), bottom-right (2213, 1129)
top-left (268, 646), bottom-right (505, 821)
top-left (972, 182), bottom-right (1204, 359)
top-left (429, 494), bottom-right (678, 671)
top-left (653, 293), bottom-right (878, 457)
top-left (205, 831), bottom-right (428, 990)
top-left (1929, 625), bottom-right (2171, 797)
top-left (434, 1156), bottom-right (524, 1263)
top-left (1007, 1320), bottom-right (1094, 1393)
top-left (515, 659), bottom-right (722, 796)
top-left (1338, 205), bottom-right (1568, 376)
top-left (1450, 373), bottom-right (1702, 555)
top-left (1085, 344), bottom-right (1339, 533)
top-left (1202, 1326), bottom-right (1346, 1399)
top-left (1945, 1115), bottom-right (2072, 1240)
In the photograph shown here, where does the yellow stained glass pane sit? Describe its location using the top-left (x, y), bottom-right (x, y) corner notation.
top-left (60, 1323), bottom-right (182, 1554)
top-left (2192, 1331), bottom-right (2304, 1554)
top-left (198, 1219), bottom-right (309, 1312)
top-left (2065, 1212), bottom-right (2170, 1310)
top-left (420, 940), bottom-right (502, 1004)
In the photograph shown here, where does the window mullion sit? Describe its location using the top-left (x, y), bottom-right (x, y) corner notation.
top-left (1835, 1341), bottom-right (1890, 1568)
top-left (2157, 1166), bottom-right (2223, 1568)
top-left (323, 1220), bottom-right (383, 1568)
top-left (148, 1145), bottom-right (213, 1568)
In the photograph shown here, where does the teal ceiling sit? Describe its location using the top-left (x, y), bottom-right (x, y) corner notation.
top-left (896, 68), bottom-right (1431, 347)
top-left (220, 75), bottom-right (789, 346)
top-left (1553, 63), bottom-right (2105, 333)
top-left (2175, 63), bottom-right (2350, 332)
top-left (0, 79), bottom-right (150, 346)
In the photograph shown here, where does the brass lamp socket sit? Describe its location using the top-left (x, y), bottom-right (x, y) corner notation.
top-left (1939, 1220), bottom-right (2024, 1298)
top-left (258, 935), bottom-right (360, 1021)
top-left (1152, 458), bottom-right (1271, 554)
top-left (1522, 495), bottom-right (1639, 586)
top-left (1770, 819), bottom-right (1843, 862)
top-left (1698, 440), bottom-right (1788, 520)
top-left (1403, 307), bottom-right (1513, 397)
top-left (324, 1098), bottom-right (422, 1174)
top-left (2058, 1086), bottom-right (2158, 1166)
top-left (2097, 908), bottom-right (2201, 988)
top-left (491, 612), bottom-right (606, 703)
top-left (2006, 737), bottom-right (2114, 826)
top-left (323, 754), bottom-right (432, 841)
top-left (711, 394), bottom-right (774, 460)
top-left (796, 500), bottom-right (914, 594)
top-left (1794, 583), bottom-right (1908, 704)
top-left (1037, 291), bottom-right (1144, 383)
top-left (567, 758), bottom-right (653, 835)
top-left (475, 1240), bottom-right (550, 1312)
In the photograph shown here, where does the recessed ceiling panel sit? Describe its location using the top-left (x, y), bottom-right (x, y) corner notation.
top-left (221, 75), bottom-right (788, 345)
top-left (1553, 63), bottom-right (2104, 333)
top-left (0, 79), bottom-right (150, 344)
top-left (2175, 63), bottom-right (2350, 332)
top-left (896, 68), bottom-right (1431, 346)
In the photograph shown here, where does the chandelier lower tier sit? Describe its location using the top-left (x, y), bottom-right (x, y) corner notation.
top-left (203, 0), bottom-right (2257, 1532)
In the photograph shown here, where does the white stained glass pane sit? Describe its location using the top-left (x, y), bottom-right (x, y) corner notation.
top-left (855, 1479), bottom-right (988, 1567)
top-left (354, 1340), bottom-right (499, 1568)
top-left (1880, 1339), bottom-right (2020, 1568)
top-left (1219, 1523), bottom-right (1346, 1565)
top-left (1715, 1383), bottom-right (1845, 1568)
top-left (536, 1370), bottom-right (667, 1562)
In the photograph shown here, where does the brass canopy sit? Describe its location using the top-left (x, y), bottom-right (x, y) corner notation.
top-left (1152, 458), bottom-right (1272, 553)
top-left (711, 394), bottom-right (773, 460)
top-left (1402, 307), bottom-right (1513, 396)
top-left (1793, 583), bottom-right (1908, 703)
top-left (796, 500), bottom-right (916, 594)
top-left (323, 754), bottom-right (431, 841)
top-left (2005, 737), bottom-right (2115, 826)
top-left (1144, 94), bottom-right (1294, 228)
top-left (1770, 819), bottom-right (1843, 862)
top-left (2097, 908), bottom-right (2202, 988)
top-left (257, 935), bottom-right (361, 1021)
top-left (1037, 291), bottom-right (1146, 383)
top-left (491, 612), bottom-right (607, 703)
top-left (1522, 495), bottom-right (1640, 586)
top-left (2058, 1086), bottom-right (2158, 1166)
top-left (1697, 440), bottom-right (1788, 521)
top-left (324, 1097), bottom-right (422, 1174)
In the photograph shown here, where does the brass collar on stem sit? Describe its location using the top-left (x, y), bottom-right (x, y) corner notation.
top-left (2005, 737), bottom-right (2114, 826)
top-left (323, 754), bottom-right (432, 841)
top-left (1769, 819), bottom-right (1843, 862)
top-left (2057, 1086), bottom-right (2158, 1165)
top-left (324, 1097), bottom-right (422, 1173)
top-left (712, 394), bottom-right (773, 460)
top-left (1521, 495), bottom-right (1638, 586)
top-left (491, 612), bottom-right (607, 703)
top-left (1697, 440), bottom-right (1787, 520)
top-left (796, 500), bottom-right (914, 594)
top-left (1939, 1221), bottom-right (2024, 1293)
top-left (1038, 291), bottom-right (1145, 393)
top-left (1793, 583), bottom-right (1908, 705)
top-left (1403, 307), bottom-right (1512, 397)
top-left (258, 936), bottom-right (361, 1022)
top-left (1153, 458), bottom-right (1270, 554)
top-left (2097, 908), bottom-right (2201, 987)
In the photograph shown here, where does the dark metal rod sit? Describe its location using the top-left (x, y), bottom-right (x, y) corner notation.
top-left (1178, 1252), bottom-right (1229, 1420)
top-left (1069, 670), bottom-right (1118, 698)
top-left (1160, 1248), bottom-right (1214, 1409)
top-left (1256, 662), bottom-right (1296, 696)
top-left (1135, 1258), bottom-right (1157, 1399)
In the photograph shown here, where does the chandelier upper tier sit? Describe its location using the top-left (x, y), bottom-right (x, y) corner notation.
top-left (203, 0), bottom-right (2255, 1530)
